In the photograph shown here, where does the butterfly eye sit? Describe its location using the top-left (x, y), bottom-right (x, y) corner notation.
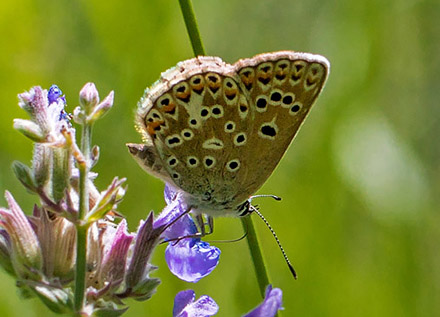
top-left (233, 133), bottom-right (247, 146)
top-left (289, 102), bottom-right (303, 116)
top-left (173, 82), bottom-right (191, 103)
top-left (238, 102), bottom-right (249, 119)
top-left (167, 156), bottom-right (179, 167)
top-left (200, 106), bottom-right (211, 120)
top-left (239, 67), bottom-right (255, 91)
top-left (203, 156), bottom-right (216, 169)
top-left (269, 90), bottom-right (283, 106)
top-left (257, 62), bottom-right (273, 86)
top-left (258, 122), bottom-right (279, 140)
top-left (165, 134), bottom-right (183, 147)
top-left (290, 60), bottom-right (307, 84)
top-left (224, 121), bottom-right (236, 133)
top-left (188, 117), bottom-right (200, 129)
top-left (226, 159), bottom-right (240, 172)
top-left (157, 94), bottom-right (177, 118)
top-left (304, 63), bottom-right (324, 90)
top-left (281, 93), bottom-right (295, 108)
top-left (256, 96), bottom-right (268, 112)
top-left (223, 78), bottom-right (238, 104)
top-left (274, 60), bottom-right (290, 82)
top-left (181, 128), bottom-right (194, 140)
top-left (159, 97), bottom-right (170, 106)
top-left (186, 156), bottom-right (199, 168)
top-left (190, 75), bottom-right (205, 94)
top-left (206, 73), bottom-right (221, 95)
top-left (211, 105), bottom-right (224, 118)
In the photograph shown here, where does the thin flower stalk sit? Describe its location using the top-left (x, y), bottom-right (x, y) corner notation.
top-left (177, 0), bottom-right (273, 299)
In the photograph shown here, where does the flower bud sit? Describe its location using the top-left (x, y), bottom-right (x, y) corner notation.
top-left (79, 82), bottom-right (99, 113)
top-left (0, 191), bottom-right (43, 279)
top-left (12, 161), bottom-right (37, 192)
top-left (88, 91), bottom-right (114, 123)
top-left (13, 119), bottom-right (45, 142)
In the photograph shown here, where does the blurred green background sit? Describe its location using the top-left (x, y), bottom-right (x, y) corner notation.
top-left (0, 0), bottom-right (439, 316)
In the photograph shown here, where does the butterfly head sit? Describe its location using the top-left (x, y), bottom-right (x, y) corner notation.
top-left (236, 200), bottom-right (252, 217)
top-left (235, 194), bottom-right (282, 217)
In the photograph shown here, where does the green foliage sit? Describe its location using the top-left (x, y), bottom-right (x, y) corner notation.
top-left (0, 0), bottom-right (438, 316)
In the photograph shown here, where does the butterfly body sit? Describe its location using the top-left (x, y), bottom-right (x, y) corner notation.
top-left (128, 51), bottom-right (329, 218)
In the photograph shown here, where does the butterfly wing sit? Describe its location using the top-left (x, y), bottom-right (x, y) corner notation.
top-left (231, 51), bottom-right (330, 203)
top-left (134, 56), bottom-right (258, 213)
top-left (132, 52), bottom-right (329, 216)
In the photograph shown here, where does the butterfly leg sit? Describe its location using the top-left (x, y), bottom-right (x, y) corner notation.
top-left (164, 213), bottom-right (214, 245)
top-left (194, 214), bottom-right (214, 236)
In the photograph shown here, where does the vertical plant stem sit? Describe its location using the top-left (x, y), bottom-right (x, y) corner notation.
top-left (178, 0), bottom-right (206, 56)
top-left (74, 123), bottom-right (92, 313)
top-left (178, 0), bottom-right (272, 301)
top-left (74, 224), bottom-right (88, 313)
top-left (241, 216), bottom-right (271, 298)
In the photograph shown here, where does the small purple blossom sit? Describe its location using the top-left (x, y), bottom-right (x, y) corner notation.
top-left (164, 228), bottom-right (220, 283)
top-left (75, 82), bottom-right (114, 123)
top-left (243, 285), bottom-right (283, 317)
top-left (47, 85), bottom-right (65, 105)
top-left (156, 184), bottom-right (221, 283)
top-left (173, 290), bottom-right (218, 317)
top-left (15, 85), bottom-right (71, 146)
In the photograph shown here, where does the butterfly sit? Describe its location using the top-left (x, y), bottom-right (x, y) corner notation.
top-left (128, 51), bottom-right (329, 224)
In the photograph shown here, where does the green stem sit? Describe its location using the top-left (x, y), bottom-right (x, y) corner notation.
top-left (74, 224), bottom-right (88, 313)
top-left (74, 123), bottom-right (92, 313)
top-left (178, 0), bottom-right (273, 302)
top-left (178, 0), bottom-right (206, 56)
top-left (78, 124), bottom-right (91, 220)
top-left (241, 216), bottom-right (271, 298)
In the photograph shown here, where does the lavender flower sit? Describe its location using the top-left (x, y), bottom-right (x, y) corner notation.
top-left (14, 85), bottom-right (71, 146)
top-left (2, 84), bottom-right (167, 315)
top-left (0, 189), bottom-right (166, 313)
top-left (172, 285), bottom-right (282, 317)
top-left (156, 184), bottom-right (221, 283)
top-left (173, 290), bottom-right (219, 317)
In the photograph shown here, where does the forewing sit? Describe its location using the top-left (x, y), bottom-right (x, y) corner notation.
top-left (232, 51), bottom-right (330, 203)
top-left (135, 56), bottom-right (254, 206)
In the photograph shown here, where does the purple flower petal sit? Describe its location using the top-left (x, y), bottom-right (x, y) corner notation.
top-left (173, 289), bottom-right (218, 317)
top-left (125, 212), bottom-right (161, 289)
top-left (47, 85), bottom-right (63, 105)
top-left (153, 197), bottom-right (185, 232)
top-left (100, 220), bottom-right (133, 288)
top-left (164, 183), bottom-right (179, 205)
top-left (243, 285), bottom-right (283, 317)
top-left (165, 239), bottom-right (220, 283)
top-left (173, 289), bottom-right (195, 316)
top-left (158, 185), bottom-right (221, 282)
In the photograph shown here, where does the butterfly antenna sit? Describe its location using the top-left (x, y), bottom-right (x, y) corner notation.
top-left (251, 194), bottom-right (282, 201)
top-left (250, 204), bottom-right (298, 279)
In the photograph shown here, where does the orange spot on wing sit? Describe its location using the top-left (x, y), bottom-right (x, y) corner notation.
top-left (163, 102), bottom-right (176, 113)
top-left (147, 120), bottom-right (164, 136)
